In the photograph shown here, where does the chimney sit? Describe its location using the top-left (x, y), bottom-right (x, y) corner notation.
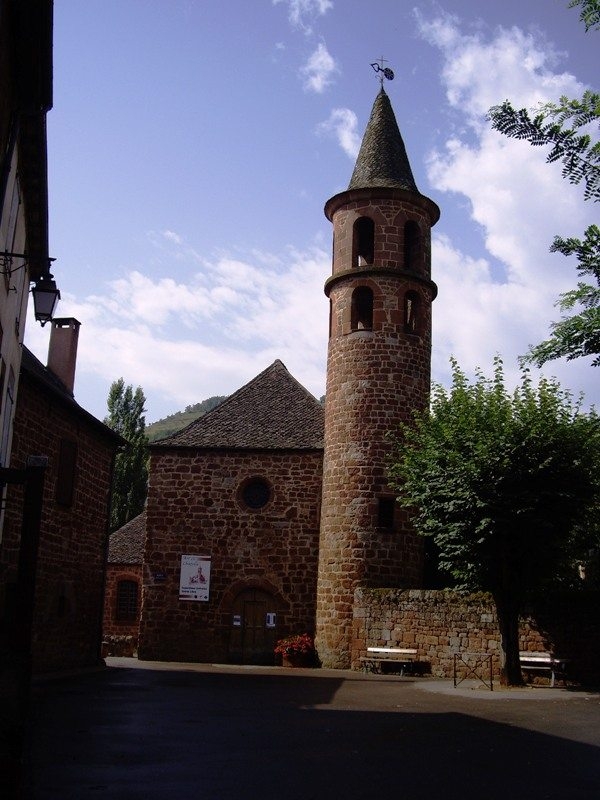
top-left (47, 318), bottom-right (80, 395)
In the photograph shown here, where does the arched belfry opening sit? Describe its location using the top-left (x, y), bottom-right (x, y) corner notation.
top-left (353, 216), bottom-right (374, 266)
top-left (404, 220), bottom-right (421, 272)
top-left (351, 286), bottom-right (373, 331)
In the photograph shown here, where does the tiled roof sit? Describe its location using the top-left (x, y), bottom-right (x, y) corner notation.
top-left (348, 88), bottom-right (419, 193)
top-left (108, 512), bottom-right (145, 564)
top-left (154, 360), bottom-right (324, 449)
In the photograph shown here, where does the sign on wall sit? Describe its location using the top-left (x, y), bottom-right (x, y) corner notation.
top-left (179, 554), bottom-right (211, 602)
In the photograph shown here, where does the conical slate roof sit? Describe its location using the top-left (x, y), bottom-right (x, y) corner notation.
top-left (154, 360), bottom-right (324, 449)
top-left (348, 87), bottom-right (418, 193)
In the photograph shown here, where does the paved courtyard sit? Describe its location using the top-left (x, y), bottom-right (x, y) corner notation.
top-left (26, 658), bottom-right (600, 799)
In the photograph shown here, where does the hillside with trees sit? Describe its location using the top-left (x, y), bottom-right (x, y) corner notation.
top-left (146, 396), bottom-right (227, 442)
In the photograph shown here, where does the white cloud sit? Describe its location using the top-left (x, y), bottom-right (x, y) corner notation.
top-left (416, 12), bottom-right (598, 406)
top-left (317, 107), bottom-right (360, 159)
top-left (416, 10), bottom-right (582, 121)
top-left (162, 229), bottom-right (182, 245)
top-left (26, 243), bottom-right (330, 421)
top-left (273, 0), bottom-right (333, 34)
top-left (300, 42), bottom-right (339, 93)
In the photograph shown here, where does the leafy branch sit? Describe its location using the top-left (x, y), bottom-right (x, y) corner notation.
top-left (488, 92), bottom-right (600, 201)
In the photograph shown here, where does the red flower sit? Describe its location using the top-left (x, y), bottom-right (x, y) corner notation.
top-left (274, 633), bottom-right (314, 657)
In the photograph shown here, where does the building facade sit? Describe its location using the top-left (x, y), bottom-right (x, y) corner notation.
top-left (120, 88), bottom-right (439, 668)
top-left (0, 320), bottom-right (123, 673)
top-left (138, 361), bottom-right (324, 664)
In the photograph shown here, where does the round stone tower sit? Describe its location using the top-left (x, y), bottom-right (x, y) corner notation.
top-left (315, 88), bottom-right (440, 669)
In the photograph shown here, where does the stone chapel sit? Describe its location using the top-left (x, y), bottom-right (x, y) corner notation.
top-left (124, 87), bottom-right (440, 667)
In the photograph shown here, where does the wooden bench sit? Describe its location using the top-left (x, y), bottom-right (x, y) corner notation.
top-left (519, 652), bottom-right (568, 687)
top-left (360, 647), bottom-right (418, 675)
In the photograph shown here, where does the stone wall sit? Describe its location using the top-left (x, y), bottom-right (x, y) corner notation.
top-left (139, 448), bottom-right (322, 663)
top-left (0, 370), bottom-right (118, 673)
top-left (352, 588), bottom-right (600, 684)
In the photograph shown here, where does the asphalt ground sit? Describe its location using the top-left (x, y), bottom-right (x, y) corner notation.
top-left (24, 658), bottom-right (600, 800)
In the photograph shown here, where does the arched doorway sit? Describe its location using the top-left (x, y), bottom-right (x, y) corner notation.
top-left (229, 587), bottom-right (278, 665)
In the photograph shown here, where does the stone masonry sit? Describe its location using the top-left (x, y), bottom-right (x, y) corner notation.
top-left (139, 448), bottom-right (322, 663)
top-left (0, 350), bottom-right (120, 672)
top-left (353, 588), bottom-right (600, 684)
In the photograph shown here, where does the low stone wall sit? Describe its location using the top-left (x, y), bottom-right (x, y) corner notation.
top-left (352, 588), bottom-right (600, 684)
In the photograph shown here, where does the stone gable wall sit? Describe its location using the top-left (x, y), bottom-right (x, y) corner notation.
top-left (139, 448), bottom-right (322, 663)
top-left (352, 588), bottom-right (600, 684)
top-left (0, 373), bottom-right (117, 673)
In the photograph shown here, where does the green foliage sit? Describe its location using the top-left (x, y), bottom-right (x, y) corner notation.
top-left (522, 224), bottom-right (600, 366)
top-left (488, 91), bottom-right (600, 201)
top-left (568, 0), bottom-right (600, 31)
top-left (388, 358), bottom-right (600, 682)
top-left (389, 358), bottom-right (600, 594)
top-left (105, 378), bottom-right (149, 531)
top-left (146, 395), bottom-right (227, 442)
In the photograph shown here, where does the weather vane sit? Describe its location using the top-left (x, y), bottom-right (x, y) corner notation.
top-left (370, 57), bottom-right (395, 86)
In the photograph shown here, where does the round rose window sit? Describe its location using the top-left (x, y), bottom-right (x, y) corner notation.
top-left (241, 477), bottom-right (271, 510)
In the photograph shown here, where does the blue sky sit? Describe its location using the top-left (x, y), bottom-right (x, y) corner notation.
top-left (25, 0), bottom-right (599, 423)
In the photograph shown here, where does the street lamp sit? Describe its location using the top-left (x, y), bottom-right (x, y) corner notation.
top-left (1, 251), bottom-right (61, 326)
top-left (31, 272), bottom-right (61, 326)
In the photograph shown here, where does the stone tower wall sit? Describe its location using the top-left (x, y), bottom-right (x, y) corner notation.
top-left (316, 189), bottom-right (437, 669)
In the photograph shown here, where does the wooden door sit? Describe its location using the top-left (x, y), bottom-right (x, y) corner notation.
top-left (229, 588), bottom-right (277, 665)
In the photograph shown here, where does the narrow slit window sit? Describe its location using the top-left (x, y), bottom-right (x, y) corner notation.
top-left (378, 497), bottom-right (396, 530)
top-left (404, 290), bottom-right (421, 335)
top-left (351, 287), bottom-right (373, 331)
top-left (353, 217), bottom-right (375, 266)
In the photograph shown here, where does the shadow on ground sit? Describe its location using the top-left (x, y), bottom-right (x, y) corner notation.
top-left (25, 665), bottom-right (600, 800)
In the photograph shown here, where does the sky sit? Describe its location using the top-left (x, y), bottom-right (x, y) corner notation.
top-left (25, 0), bottom-right (599, 424)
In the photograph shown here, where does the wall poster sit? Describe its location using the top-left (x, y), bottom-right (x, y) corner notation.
top-left (179, 554), bottom-right (211, 601)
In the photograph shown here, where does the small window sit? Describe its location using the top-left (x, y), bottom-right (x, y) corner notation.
top-left (378, 497), bottom-right (396, 530)
top-left (55, 439), bottom-right (78, 506)
top-left (404, 221), bottom-right (421, 271)
top-left (351, 286), bottom-right (373, 331)
top-left (404, 291), bottom-right (421, 335)
top-left (240, 477), bottom-right (271, 510)
top-left (353, 217), bottom-right (374, 266)
top-left (116, 580), bottom-right (138, 620)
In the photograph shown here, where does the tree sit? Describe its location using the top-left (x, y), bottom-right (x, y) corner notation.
top-left (387, 358), bottom-right (600, 685)
top-left (525, 225), bottom-right (600, 366)
top-left (488, 1), bottom-right (600, 367)
top-left (105, 378), bottom-right (149, 531)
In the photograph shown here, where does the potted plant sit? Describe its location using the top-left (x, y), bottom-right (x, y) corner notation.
top-left (275, 633), bottom-right (316, 667)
